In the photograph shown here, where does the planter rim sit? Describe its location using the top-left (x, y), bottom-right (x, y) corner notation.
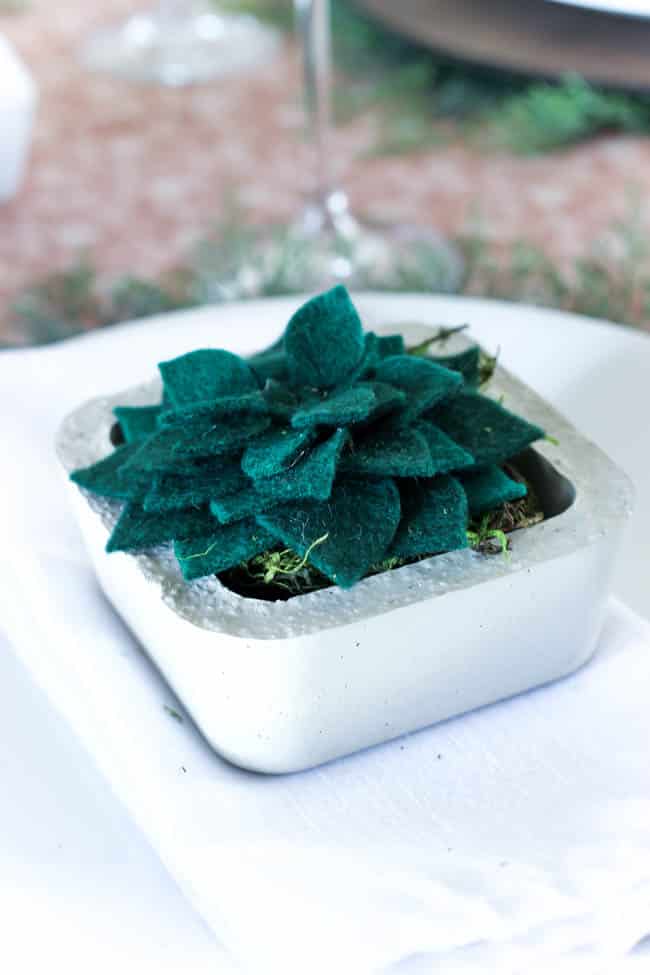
top-left (56, 329), bottom-right (634, 641)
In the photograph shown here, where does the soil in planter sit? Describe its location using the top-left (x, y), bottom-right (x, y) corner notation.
top-left (218, 463), bottom-right (544, 602)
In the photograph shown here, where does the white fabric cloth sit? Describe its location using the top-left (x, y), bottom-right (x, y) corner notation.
top-left (1, 296), bottom-right (649, 975)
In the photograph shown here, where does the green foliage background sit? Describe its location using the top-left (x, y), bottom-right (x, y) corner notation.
top-left (7, 0), bottom-right (650, 344)
top-left (224, 0), bottom-right (650, 156)
top-left (11, 203), bottom-right (650, 345)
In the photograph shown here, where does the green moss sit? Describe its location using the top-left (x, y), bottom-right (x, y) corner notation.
top-left (466, 466), bottom-right (543, 555)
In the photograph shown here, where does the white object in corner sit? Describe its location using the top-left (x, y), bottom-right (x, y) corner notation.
top-left (0, 34), bottom-right (37, 202)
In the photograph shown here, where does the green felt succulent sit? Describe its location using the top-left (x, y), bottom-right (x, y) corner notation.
top-left (71, 286), bottom-right (544, 590)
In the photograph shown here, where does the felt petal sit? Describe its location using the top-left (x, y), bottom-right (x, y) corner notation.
top-left (123, 414), bottom-right (270, 472)
top-left (113, 405), bottom-right (161, 443)
top-left (291, 385), bottom-right (376, 429)
top-left (212, 429), bottom-right (348, 524)
top-left (416, 421), bottom-right (475, 475)
top-left (159, 349), bottom-right (259, 406)
top-left (241, 427), bottom-right (315, 480)
top-left (376, 354), bottom-right (462, 423)
top-left (258, 477), bottom-right (401, 588)
top-left (105, 502), bottom-right (217, 553)
top-left (248, 349), bottom-right (288, 384)
top-left (433, 391), bottom-right (545, 467)
top-left (167, 454), bottom-right (248, 477)
top-left (377, 334), bottom-right (405, 358)
top-left (174, 521), bottom-right (278, 581)
top-left (262, 379), bottom-right (298, 420)
top-left (70, 443), bottom-right (151, 500)
top-left (361, 381), bottom-right (407, 423)
top-left (157, 391), bottom-right (267, 428)
top-left (433, 346), bottom-right (481, 388)
top-left (143, 457), bottom-right (249, 513)
top-left (342, 422), bottom-right (474, 480)
top-left (390, 476), bottom-right (468, 560)
top-left (341, 428), bottom-right (433, 478)
top-left (346, 332), bottom-right (381, 383)
top-left (285, 285), bottom-right (364, 389)
top-left (460, 465), bottom-right (527, 516)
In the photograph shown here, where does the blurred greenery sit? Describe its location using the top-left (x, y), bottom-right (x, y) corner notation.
top-left (7, 1), bottom-right (650, 344)
top-left (0, 0), bottom-right (31, 12)
top-left (460, 203), bottom-right (650, 325)
top-left (222, 0), bottom-right (650, 156)
top-left (9, 202), bottom-right (650, 345)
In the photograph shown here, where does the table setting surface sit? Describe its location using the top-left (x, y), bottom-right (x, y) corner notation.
top-left (0, 294), bottom-right (649, 973)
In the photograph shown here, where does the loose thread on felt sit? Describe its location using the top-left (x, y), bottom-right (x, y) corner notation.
top-left (178, 539), bottom-right (222, 562)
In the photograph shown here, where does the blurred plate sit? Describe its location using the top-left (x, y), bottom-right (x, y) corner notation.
top-left (547, 0), bottom-right (650, 17)
top-left (358, 0), bottom-right (650, 89)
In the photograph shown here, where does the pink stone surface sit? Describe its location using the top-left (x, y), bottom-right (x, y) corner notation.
top-left (1, 0), bottom-right (650, 339)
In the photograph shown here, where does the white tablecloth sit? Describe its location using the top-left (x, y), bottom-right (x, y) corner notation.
top-left (0, 631), bottom-right (224, 975)
top-left (1, 295), bottom-right (649, 974)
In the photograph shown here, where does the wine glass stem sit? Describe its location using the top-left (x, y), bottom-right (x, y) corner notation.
top-left (295, 0), bottom-right (337, 210)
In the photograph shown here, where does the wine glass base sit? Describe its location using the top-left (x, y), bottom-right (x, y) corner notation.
top-left (206, 215), bottom-right (465, 300)
top-left (80, 8), bottom-right (281, 85)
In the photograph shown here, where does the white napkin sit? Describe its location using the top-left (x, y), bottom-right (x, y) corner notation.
top-left (1, 299), bottom-right (649, 975)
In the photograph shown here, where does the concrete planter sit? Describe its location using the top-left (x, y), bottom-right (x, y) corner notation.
top-left (57, 325), bottom-right (633, 773)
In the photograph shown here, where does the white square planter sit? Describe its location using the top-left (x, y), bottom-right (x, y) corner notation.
top-left (56, 326), bottom-right (633, 773)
